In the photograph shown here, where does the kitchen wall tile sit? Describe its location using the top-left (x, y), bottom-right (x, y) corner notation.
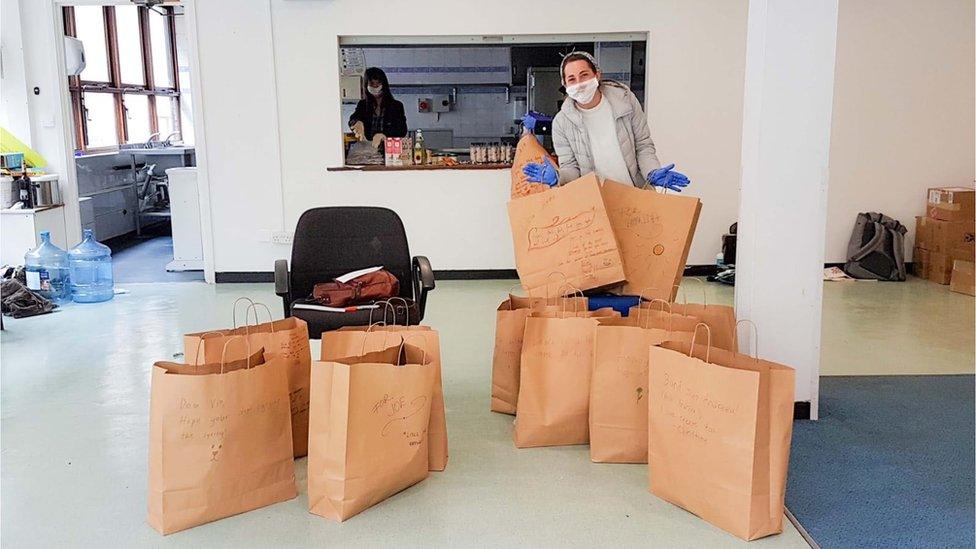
top-left (443, 48), bottom-right (460, 68)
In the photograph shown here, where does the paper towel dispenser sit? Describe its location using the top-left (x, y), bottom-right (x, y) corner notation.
top-left (64, 36), bottom-right (86, 76)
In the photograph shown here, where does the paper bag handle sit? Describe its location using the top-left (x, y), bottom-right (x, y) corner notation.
top-left (231, 297), bottom-right (256, 328)
top-left (639, 299), bottom-right (673, 333)
top-left (507, 283), bottom-right (526, 297)
top-left (191, 331), bottom-right (231, 365)
top-left (398, 334), bottom-right (428, 366)
top-left (371, 300), bottom-right (394, 326)
top-left (732, 319), bottom-right (759, 361)
top-left (243, 302), bottom-right (276, 334)
top-left (677, 278), bottom-right (709, 308)
top-left (556, 284), bottom-right (585, 314)
top-left (389, 296), bottom-right (411, 326)
top-left (359, 322), bottom-right (397, 355)
top-left (543, 272), bottom-right (568, 301)
top-left (219, 335), bottom-right (253, 373)
top-left (688, 322), bottom-right (712, 363)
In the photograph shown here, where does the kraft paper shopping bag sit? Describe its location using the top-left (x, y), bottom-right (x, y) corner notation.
top-left (185, 300), bottom-right (311, 458)
top-left (147, 337), bottom-right (297, 535)
top-left (628, 299), bottom-right (703, 344)
top-left (590, 316), bottom-right (668, 463)
top-left (307, 343), bottom-right (435, 522)
top-left (491, 292), bottom-right (590, 415)
top-left (600, 178), bottom-right (701, 299)
top-left (508, 173), bottom-right (626, 296)
top-left (513, 306), bottom-right (618, 448)
top-left (328, 305), bottom-right (448, 472)
top-left (647, 325), bottom-right (795, 541)
top-left (673, 281), bottom-right (738, 353)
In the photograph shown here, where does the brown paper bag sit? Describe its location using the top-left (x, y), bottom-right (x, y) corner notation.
top-left (514, 312), bottom-right (601, 448)
top-left (490, 291), bottom-right (592, 415)
top-left (511, 134), bottom-right (556, 198)
top-left (628, 300), bottom-right (703, 337)
top-left (590, 319), bottom-right (668, 463)
top-left (647, 330), bottom-right (795, 541)
top-left (673, 282), bottom-right (738, 353)
top-left (308, 343), bottom-right (435, 522)
top-left (185, 305), bottom-right (312, 458)
top-left (508, 173), bottom-right (626, 296)
top-left (325, 322), bottom-right (448, 472)
top-left (147, 338), bottom-right (297, 535)
top-left (491, 299), bottom-right (534, 415)
top-left (600, 179), bottom-right (701, 299)
top-left (674, 302), bottom-right (737, 353)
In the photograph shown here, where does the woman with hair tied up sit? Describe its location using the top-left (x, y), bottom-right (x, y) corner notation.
top-left (348, 67), bottom-right (408, 141)
top-left (522, 51), bottom-right (691, 192)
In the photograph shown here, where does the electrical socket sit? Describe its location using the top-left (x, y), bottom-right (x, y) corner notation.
top-left (271, 231), bottom-right (293, 245)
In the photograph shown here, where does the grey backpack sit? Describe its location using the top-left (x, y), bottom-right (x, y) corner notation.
top-left (843, 212), bottom-right (907, 281)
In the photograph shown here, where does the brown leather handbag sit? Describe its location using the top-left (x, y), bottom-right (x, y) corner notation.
top-left (311, 269), bottom-right (400, 307)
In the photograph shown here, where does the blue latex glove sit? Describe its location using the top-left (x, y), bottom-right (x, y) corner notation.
top-left (522, 156), bottom-right (559, 187)
top-left (521, 111), bottom-right (551, 132)
top-left (647, 163), bottom-right (691, 192)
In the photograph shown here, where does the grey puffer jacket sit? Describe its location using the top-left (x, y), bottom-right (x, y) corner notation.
top-left (552, 81), bottom-right (661, 187)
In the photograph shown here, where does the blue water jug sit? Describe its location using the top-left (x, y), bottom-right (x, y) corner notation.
top-left (68, 229), bottom-right (114, 303)
top-left (24, 231), bottom-right (70, 302)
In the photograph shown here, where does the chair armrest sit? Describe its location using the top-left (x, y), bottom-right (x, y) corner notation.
top-left (413, 256), bottom-right (435, 291)
top-left (274, 259), bottom-right (290, 296)
top-left (412, 256), bottom-right (434, 321)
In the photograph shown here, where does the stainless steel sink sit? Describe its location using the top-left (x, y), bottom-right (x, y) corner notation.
top-left (119, 144), bottom-right (194, 156)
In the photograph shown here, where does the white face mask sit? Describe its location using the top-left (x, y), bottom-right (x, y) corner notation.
top-left (367, 85), bottom-right (383, 97)
top-left (566, 78), bottom-right (599, 105)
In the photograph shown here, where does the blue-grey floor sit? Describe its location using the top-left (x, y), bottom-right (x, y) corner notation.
top-left (108, 226), bottom-right (204, 283)
top-left (787, 375), bottom-right (976, 548)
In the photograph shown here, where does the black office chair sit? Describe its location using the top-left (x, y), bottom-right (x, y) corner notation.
top-left (274, 207), bottom-right (435, 339)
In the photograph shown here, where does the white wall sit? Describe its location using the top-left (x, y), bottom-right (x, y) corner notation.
top-left (1, 0), bottom-right (32, 146)
top-left (10, 0), bottom-right (971, 273)
top-left (825, 0), bottom-right (975, 262)
top-left (190, 0), bottom-right (749, 273)
top-left (14, 0), bottom-right (82, 246)
top-left (190, 0), bottom-right (284, 273)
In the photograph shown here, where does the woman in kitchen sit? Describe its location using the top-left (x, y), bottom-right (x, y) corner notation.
top-left (348, 67), bottom-right (408, 141)
top-left (522, 51), bottom-right (690, 192)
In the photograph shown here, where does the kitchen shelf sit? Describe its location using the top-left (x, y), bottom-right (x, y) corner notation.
top-left (327, 163), bottom-right (512, 172)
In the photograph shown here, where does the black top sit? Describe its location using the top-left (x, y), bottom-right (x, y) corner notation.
top-left (348, 98), bottom-right (408, 139)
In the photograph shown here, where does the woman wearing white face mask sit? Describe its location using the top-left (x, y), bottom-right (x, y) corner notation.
top-left (349, 67), bottom-right (408, 141)
top-left (522, 52), bottom-right (690, 192)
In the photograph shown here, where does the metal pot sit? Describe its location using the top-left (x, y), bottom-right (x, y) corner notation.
top-left (30, 177), bottom-right (61, 207)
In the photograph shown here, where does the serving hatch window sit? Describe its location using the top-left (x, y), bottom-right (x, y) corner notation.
top-left (337, 34), bottom-right (647, 168)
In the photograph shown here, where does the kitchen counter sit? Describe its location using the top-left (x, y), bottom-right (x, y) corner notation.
top-left (327, 163), bottom-right (512, 172)
top-left (0, 203), bottom-right (64, 215)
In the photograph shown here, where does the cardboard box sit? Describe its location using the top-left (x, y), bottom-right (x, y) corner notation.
top-left (915, 216), bottom-right (976, 254)
top-left (913, 247), bottom-right (954, 284)
top-left (927, 186), bottom-right (975, 222)
top-left (384, 137), bottom-right (404, 166)
top-left (383, 137), bottom-right (413, 166)
top-left (927, 251), bottom-right (954, 284)
top-left (949, 260), bottom-right (975, 296)
top-left (912, 247), bottom-right (930, 278)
